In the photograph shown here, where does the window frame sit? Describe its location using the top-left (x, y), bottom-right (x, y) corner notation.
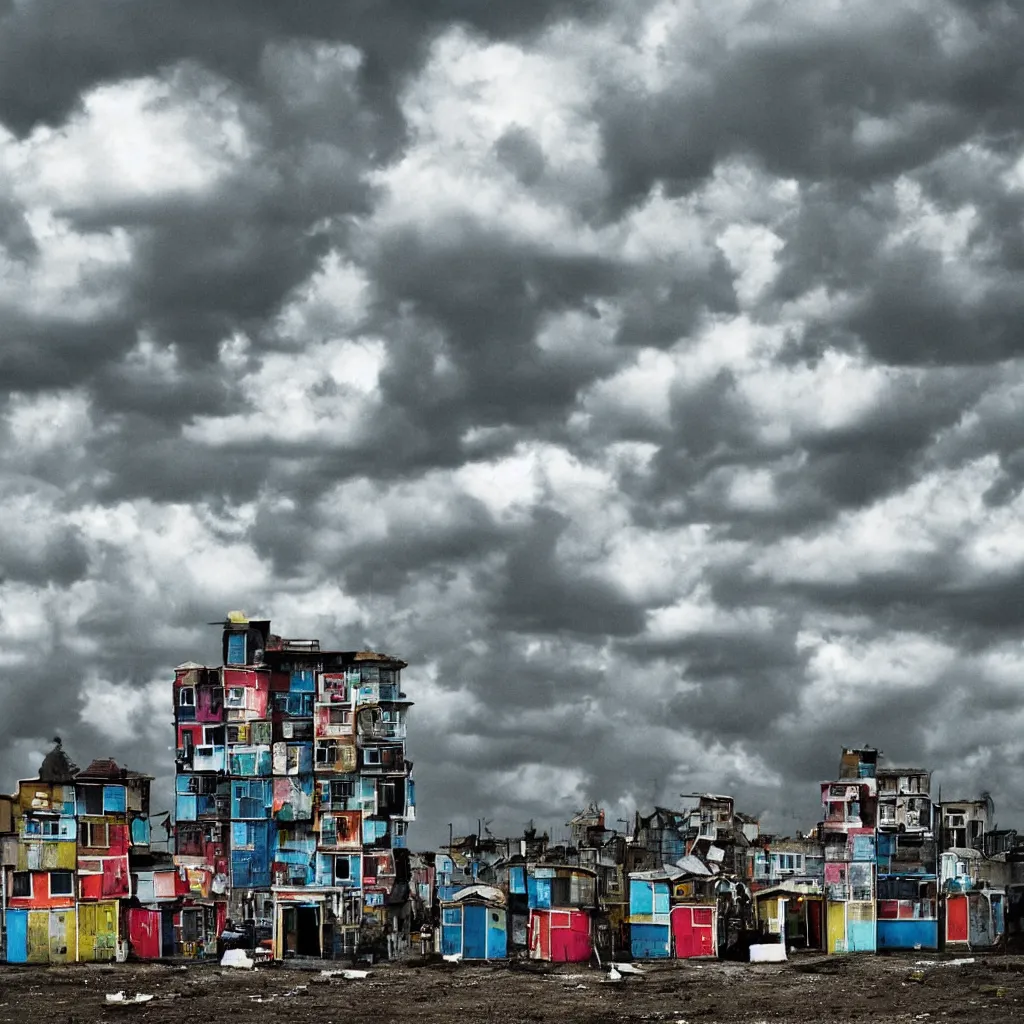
top-left (331, 780), bottom-right (355, 801)
top-left (11, 871), bottom-right (31, 898)
top-left (49, 871), bottom-right (74, 897)
top-left (85, 822), bottom-right (110, 849)
top-left (179, 686), bottom-right (196, 707)
top-left (81, 786), bottom-right (103, 816)
top-left (316, 741), bottom-right (338, 763)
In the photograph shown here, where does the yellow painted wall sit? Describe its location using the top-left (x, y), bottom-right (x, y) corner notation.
top-left (27, 910), bottom-right (49, 963)
top-left (827, 901), bottom-right (846, 954)
top-left (16, 841), bottom-right (76, 871)
top-left (78, 901), bottom-right (118, 962)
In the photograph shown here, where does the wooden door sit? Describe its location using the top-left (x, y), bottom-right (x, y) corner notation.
top-left (27, 910), bottom-right (49, 963)
top-left (827, 902), bottom-right (846, 953)
top-left (49, 909), bottom-right (77, 963)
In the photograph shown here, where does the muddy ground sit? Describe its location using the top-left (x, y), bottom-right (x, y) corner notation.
top-left (0, 952), bottom-right (1022, 1024)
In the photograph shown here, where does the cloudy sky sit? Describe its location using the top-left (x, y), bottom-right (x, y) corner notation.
top-left (2, 0), bottom-right (1024, 846)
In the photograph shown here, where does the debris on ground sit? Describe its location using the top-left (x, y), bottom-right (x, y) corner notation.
top-left (6, 952), bottom-right (1024, 1023)
top-left (220, 949), bottom-right (255, 969)
top-left (105, 992), bottom-right (155, 1004)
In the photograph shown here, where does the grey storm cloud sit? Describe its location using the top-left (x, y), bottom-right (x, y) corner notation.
top-left (3, 0), bottom-right (1024, 843)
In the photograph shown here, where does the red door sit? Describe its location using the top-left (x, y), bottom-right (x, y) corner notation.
top-left (947, 896), bottom-right (968, 943)
top-left (672, 906), bottom-right (715, 958)
top-left (692, 907), bottom-right (715, 957)
top-left (128, 909), bottom-right (161, 959)
top-left (672, 906), bottom-right (696, 958)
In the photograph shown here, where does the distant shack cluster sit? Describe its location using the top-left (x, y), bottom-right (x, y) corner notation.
top-left (432, 746), bottom-right (1020, 962)
top-left (0, 620), bottom-right (1020, 964)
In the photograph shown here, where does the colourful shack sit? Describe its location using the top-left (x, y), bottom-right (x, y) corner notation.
top-left (628, 865), bottom-right (718, 960)
top-left (440, 885), bottom-right (507, 960)
top-left (527, 864), bottom-right (597, 962)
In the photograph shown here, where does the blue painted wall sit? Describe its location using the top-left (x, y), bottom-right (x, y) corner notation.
top-left (290, 669), bottom-right (315, 693)
top-left (487, 909), bottom-right (507, 959)
top-left (527, 876), bottom-right (551, 909)
top-left (877, 919), bottom-right (937, 950)
top-left (175, 793), bottom-right (197, 822)
top-left (847, 920), bottom-right (876, 951)
top-left (230, 820), bottom-right (274, 887)
top-left (232, 779), bottom-right (271, 819)
top-left (631, 922), bottom-right (671, 959)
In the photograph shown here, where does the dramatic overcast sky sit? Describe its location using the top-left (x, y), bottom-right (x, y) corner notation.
top-left (2, 0), bottom-right (1024, 846)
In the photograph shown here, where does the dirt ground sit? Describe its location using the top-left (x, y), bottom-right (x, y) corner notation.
top-left (1, 952), bottom-right (1022, 1024)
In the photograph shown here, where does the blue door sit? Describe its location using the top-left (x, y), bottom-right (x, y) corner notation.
top-left (6, 909), bottom-right (28, 963)
top-left (463, 905), bottom-right (487, 959)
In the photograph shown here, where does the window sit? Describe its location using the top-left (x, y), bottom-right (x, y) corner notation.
top-left (880, 804), bottom-right (896, 823)
top-left (393, 821), bottom-right (407, 837)
top-left (49, 871), bottom-right (74, 897)
top-left (209, 687), bottom-right (224, 715)
top-left (81, 786), bottom-right (103, 816)
top-left (84, 822), bottom-right (110, 848)
top-left (335, 856), bottom-right (351, 882)
top-left (363, 748), bottom-right (381, 765)
top-left (203, 726), bottom-right (224, 746)
top-left (331, 780), bottom-right (355, 801)
top-left (227, 687), bottom-right (245, 707)
top-left (179, 687), bottom-right (196, 707)
top-left (329, 708), bottom-right (351, 726)
top-left (316, 742), bottom-right (338, 764)
top-left (178, 826), bottom-right (204, 856)
top-left (551, 877), bottom-right (572, 905)
top-left (40, 818), bottom-right (61, 838)
top-left (12, 872), bottom-right (31, 897)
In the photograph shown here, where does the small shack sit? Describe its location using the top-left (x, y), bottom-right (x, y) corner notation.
top-left (440, 885), bottom-right (507, 960)
top-left (754, 885), bottom-right (824, 951)
top-left (526, 865), bottom-right (597, 962)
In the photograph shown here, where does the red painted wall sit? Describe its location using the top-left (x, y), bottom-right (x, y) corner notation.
top-left (7, 871), bottom-right (76, 910)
